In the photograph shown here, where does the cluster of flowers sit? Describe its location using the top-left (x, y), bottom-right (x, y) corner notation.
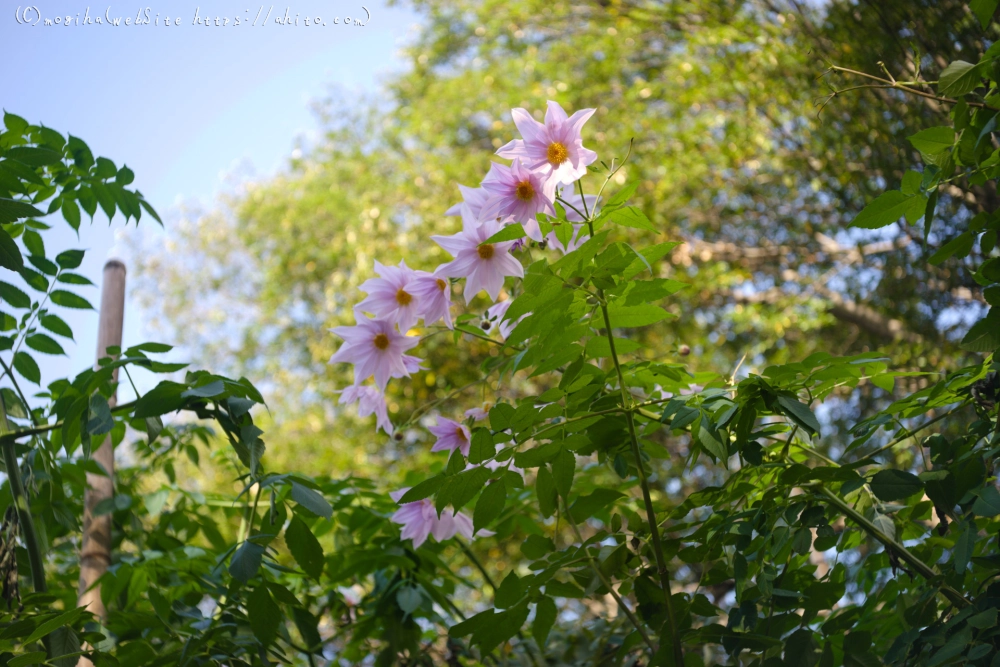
top-left (329, 101), bottom-right (598, 548)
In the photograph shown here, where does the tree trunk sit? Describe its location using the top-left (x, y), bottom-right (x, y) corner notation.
top-left (78, 260), bottom-right (126, 634)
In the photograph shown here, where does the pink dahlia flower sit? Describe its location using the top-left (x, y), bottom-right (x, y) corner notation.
top-left (429, 417), bottom-right (471, 456)
top-left (496, 101), bottom-right (598, 186)
top-left (339, 385), bottom-right (393, 435)
top-left (390, 489), bottom-right (492, 548)
top-left (432, 218), bottom-right (525, 304)
top-left (480, 158), bottom-right (556, 238)
top-left (410, 270), bottom-right (454, 329)
top-left (328, 317), bottom-right (420, 391)
top-left (356, 260), bottom-right (421, 331)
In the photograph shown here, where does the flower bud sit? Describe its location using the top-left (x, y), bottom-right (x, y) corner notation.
top-left (678, 344), bottom-right (690, 356)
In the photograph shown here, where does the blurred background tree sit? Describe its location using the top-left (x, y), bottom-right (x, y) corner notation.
top-left (127, 0), bottom-right (992, 481)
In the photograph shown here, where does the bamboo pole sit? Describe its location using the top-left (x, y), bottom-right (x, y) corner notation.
top-left (78, 260), bottom-right (126, 628)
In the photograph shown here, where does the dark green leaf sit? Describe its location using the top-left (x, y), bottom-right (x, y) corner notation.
top-left (290, 481), bottom-right (332, 519)
top-left (851, 191), bottom-right (927, 229)
top-left (570, 488), bottom-right (625, 522)
top-left (25, 332), bottom-right (64, 355)
top-left (50, 289), bottom-right (93, 309)
top-left (971, 0), bottom-right (999, 28)
top-left (0, 227), bottom-right (23, 271)
top-left (473, 478), bottom-right (506, 534)
top-left (972, 485), bottom-right (1000, 516)
top-left (0, 280), bottom-right (30, 308)
top-left (229, 540), bottom-right (265, 583)
top-left (87, 394), bottom-right (113, 436)
top-left (40, 313), bottom-right (74, 340)
top-left (870, 469), bottom-right (924, 502)
top-left (907, 127), bottom-right (954, 155)
top-left (285, 515), bottom-right (325, 579)
top-left (532, 597), bottom-right (557, 647)
top-left (62, 199), bottom-right (80, 231)
top-left (776, 395), bottom-right (821, 436)
top-left (55, 249), bottom-right (85, 269)
top-left (248, 585), bottom-right (281, 646)
top-left (938, 60), bottom-right (985, 97)
top-left (13, 351), bottom-right (39, 384)
top-left (468, 427), bottom-right (494, 464)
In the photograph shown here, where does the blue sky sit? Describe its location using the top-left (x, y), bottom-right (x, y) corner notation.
top-left (2, 1), bottom-right (419, 401)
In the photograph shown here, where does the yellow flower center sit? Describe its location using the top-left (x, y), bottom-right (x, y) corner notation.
top-left (455, 427), bottom-right (467, 441)
top-left (478, 244), bottom-right (495, 259)
top-left (373, 333), bottom-right (390, 350)
top-left (515, 180), bottom-right (535, 201)
top-left (436, 278), bottom-right (447, 292)
top-left (396, 288), bottom-right (412, 306)
top-left (547, 141), bottom-right (569, 165)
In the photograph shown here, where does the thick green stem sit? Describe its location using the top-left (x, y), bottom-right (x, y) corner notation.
top-left (810, 484), bottom-right (969, 608)
top-left (0, 397), bottom-right (46, 594)
top-left (581, 170), bottom-right (682, 665)
top-left (598, 300), bottom-right (683, 665)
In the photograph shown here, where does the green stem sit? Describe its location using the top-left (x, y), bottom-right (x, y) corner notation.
top-left (0, 399), bottom-right (138, 444)
top-left (561, 496), bottom-right (657, 655)
top-left (0, 396), bottom-right (46, 594)
top-left (868, 403), bottom-right (967, 459)
top-left (597, 298), bottom-right (683, 665)
top-left (580, 163), bottom-right (681, 664)
top-left (809, 483), bottom-right (969, 608)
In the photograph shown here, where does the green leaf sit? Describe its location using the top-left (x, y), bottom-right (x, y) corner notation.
top-left (87, 394), bottom-right (113, 436)
top-left (0, 198), bottom-right (44, 224)
top-left (585, 335), bottom-right (641, 358)
top-left (473, 478), bottom-right (506, 533)
top-left (181, 379), bottom-right (225, 398)
top-left (398, 476), bottom-right (444, 504)
top-left (938, 60), bottom-right (985, 97)
top-left (116, 165), bottom-right (135, 185)
top-left (536, 466), bottom-right (557, 518)
top-left (0, 388), bottom-right (29, 419)
top-left (27, 254), bottom-right (58, 276)
top-left (3, 112), bottom-right (28, 134)
top-left (438, 466), bottom-right (491, 513)
top-left (40, 313), bottom-right (74, 340)
top-left (606, 303), bottom-right (671, 328)
top-left (551, 448), bottom-right (575, 498)
top-left (25, 332), bottom-right (64, 355)
top-left (972, 485), bottom-right (1000, 516)
top-left (570, 488), bottom-right (625, 522)
top-left (0, 227), bottom-right (23, 271)
top-left (22, 606), bottom-right (86, 645)
top-left (468, 428), bottom-right (494, 464)
top-left (971, 0), bottom-right (999, 28)
top-left (928, 232), bottom-right (974, 265)
top-left (248, 585), bottom-right (281, 647)
top-left (482, 223), bottom-right (526, 244)
top-left (0, 280), bottom-right (30, 308)
top-left (521, 534), bottom-right (555, 559)
top-left (55, 249), bottom-right (85, 269)
top-left (907, 127), bottom-right (954, 155)
top-left (495, 571), bottom-right (524, 609)
top-left (5, 146), bottom-right (61, 167)
top-left (229, 540), bottom-right (265, 583)
top-left (50, 289), bottom-right (93, 309)
top-left (776, 395), bottom-right (821, 436)
top-left (13, 351), bottom-right (39, 384)
top-left (285, 515), bottom-right (325, 579)
top-left (606, 205), bottom-right (657, 232)
top-left (292, 606), bottom-right (322, 649)
top-left (290, 481), bottom-right (332, 519)
top-left (851, 191), bottom-right (927, 229)
top-left (532, 597), bottom-right (557, 647)
top-left (132, 381), bottom-right (187, 418)
top-left (62, 199), bottom-right (81, 231)
top-left (56, 271), bottom-right (94, 285)
top-left (603, 181), bottom-right (640, 210)
top-left (489, 403), bottom-right (516, 431)
top-left (18, 265), bottom-right (47, 292)
top-left (8, 652), bottom-right (48, 667)
top-left (870, 469), bottom-right (924, 502)
top-left (961, 309), bottom-right (1000, 351)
